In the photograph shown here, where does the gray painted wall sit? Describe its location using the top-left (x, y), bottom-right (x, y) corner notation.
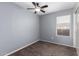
top-left (40, 8), bottom-right (74, 47)
top-left (0, 3), bottom-right (39, 55)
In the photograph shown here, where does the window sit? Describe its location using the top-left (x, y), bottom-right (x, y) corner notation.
top-left (56, 15), bottom-right (71, 36)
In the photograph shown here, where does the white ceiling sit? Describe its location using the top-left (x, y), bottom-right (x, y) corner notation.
top-left (14, 2), bottom-right (77, 15)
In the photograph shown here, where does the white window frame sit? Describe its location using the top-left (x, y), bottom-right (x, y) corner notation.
top-left (56, 15), bottom-right (71, 37)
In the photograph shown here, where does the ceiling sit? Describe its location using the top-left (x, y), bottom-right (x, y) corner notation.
top-left (14, 2), bottom-right (77, 15)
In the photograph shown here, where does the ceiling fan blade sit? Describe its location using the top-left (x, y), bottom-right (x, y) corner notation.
top-left (40, 10), bottom-right (45, 13)
top-left (41, 5), bottom-right (48, 8)
top-left (27, 8), bottom-right (35, 10)
top-left (34, 11), bottom-right (37, 14)
top-left (36, 3), bottom-right (39, 7)
top-left (32, 2), bottom-right (36, 7)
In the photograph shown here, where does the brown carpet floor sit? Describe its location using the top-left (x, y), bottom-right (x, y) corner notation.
top-left (10, 41), bottom-right (77, 56)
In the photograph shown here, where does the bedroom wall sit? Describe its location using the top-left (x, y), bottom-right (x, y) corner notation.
top-left (0, 2), bottom-right (39, 55)
top-left (40, 8), bottom-right (74, 47)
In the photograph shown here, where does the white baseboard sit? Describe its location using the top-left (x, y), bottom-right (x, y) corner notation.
top-left (40, 39), bottom-right (74, 48)
top-left (4, 40), bottom-right (39, 56)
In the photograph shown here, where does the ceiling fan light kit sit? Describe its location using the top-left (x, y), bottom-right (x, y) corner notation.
top-left (35, 7), bottom-right (40, 12)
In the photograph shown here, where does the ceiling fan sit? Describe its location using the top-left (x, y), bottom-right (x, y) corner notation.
top-left (27, 2), bottom-right (48, 14)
